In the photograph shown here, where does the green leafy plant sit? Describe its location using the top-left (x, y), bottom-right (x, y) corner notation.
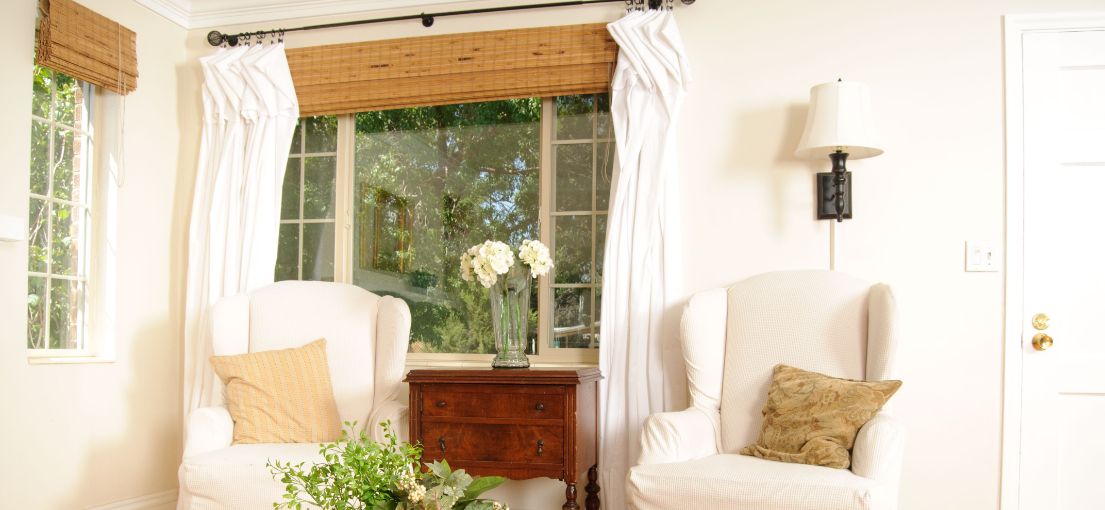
top-left (268, 421), bottom-right (508, 510)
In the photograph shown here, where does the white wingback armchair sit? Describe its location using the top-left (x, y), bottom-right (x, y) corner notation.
top-left (178, 281), bottom-right (411, 510)
top-left (627, 270), bottom-right (905, 510)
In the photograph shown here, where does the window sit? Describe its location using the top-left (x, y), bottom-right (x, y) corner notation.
top-left (276, 95), bottom-right (613, 364)
top-left (27, 66), bottom-right (95, 352)
top-left (276, 117), bottom-right (338, 283)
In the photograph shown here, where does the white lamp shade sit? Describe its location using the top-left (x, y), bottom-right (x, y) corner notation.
top-left (795, 80), bottom-right (883, 160)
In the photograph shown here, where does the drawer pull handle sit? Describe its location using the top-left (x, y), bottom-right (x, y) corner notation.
top-left (536, 439), bottom-right (544, 456)
top-left (435, 400), bottom-right (447, 408)
top-left (535, 402), bottom-right (545, 411)
top-left (438, 436), bottom-right (446, 454)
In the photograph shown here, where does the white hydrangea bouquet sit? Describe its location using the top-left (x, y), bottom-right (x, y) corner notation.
top-left (459, 240), bottom-right (552, 368)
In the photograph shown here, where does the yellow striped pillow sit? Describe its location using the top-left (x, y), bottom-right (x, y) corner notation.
top-left (210, 338), bottom-right (341, 444)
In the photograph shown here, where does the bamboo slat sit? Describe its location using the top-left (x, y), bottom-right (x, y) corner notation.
top-left (36, 0), bottom-right (138, 95)
top-left (287, 23), bottom-right (616, 116)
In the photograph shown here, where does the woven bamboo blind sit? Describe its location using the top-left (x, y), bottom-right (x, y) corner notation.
top-left (36, 0), bottom-right (138, 95)
top-left (288, 23), bottom-right (616, 116)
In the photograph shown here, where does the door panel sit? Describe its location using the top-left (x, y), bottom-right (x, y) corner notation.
top-left (1020, 29), bottom-right (1105, 509)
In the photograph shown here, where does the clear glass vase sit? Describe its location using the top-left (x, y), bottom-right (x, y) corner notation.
top-left (489, 265), bottom-right (531, 368)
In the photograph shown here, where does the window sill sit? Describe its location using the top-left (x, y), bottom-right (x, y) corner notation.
top-left (27, 352), bottom-right (116, 365)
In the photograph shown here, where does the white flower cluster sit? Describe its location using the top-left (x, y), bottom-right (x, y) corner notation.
top-left (460, 240), bottom-right (515, 288)
top-left (518, 240), bottom-right (553, 277)
top-left (491, 502), bottom-right (509, 510)
top-left (397, 471), bottom-right (426, 503)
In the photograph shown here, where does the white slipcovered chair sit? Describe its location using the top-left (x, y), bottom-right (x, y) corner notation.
top-left (178, 281), bottom-right (411, 509)
top-left (627, 270), bottom-right (905, 510)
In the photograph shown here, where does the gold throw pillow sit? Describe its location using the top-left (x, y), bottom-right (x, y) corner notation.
top-left (740, 364), bottom-right (901, 469)
top-left (210, 338), bottom-right (341, 444)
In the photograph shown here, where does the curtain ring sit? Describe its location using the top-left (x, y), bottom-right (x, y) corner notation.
top-left (278, 30), bottom-right (285, 43)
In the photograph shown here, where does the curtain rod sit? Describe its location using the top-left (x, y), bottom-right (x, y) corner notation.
top-left (206, 0), bottom-right (696, 46)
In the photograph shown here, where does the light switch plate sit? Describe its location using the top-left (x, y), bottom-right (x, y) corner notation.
top-left (965, 241), bottom-right (999, 272)
top-left (0, 214), bottom-right (25, 242)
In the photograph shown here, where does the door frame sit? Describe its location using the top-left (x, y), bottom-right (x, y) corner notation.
top-left (1001, 12), bottom-right (1105, 510)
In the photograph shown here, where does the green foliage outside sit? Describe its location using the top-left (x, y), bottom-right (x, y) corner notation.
top-left (268, 421), bottom-right (507, 510)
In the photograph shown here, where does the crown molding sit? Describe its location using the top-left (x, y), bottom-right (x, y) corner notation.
top-left (133, 0), bottom-right (191, 28)
top-left (133, 0), bottom-right (488, 30)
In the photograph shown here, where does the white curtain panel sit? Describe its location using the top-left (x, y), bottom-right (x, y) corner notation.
top-left (600, 9), bottom-right (691, 509)
top-left (181, 43), bottom-right (299, 424)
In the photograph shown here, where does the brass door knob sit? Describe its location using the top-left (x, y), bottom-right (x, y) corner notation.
top-left (1032, 333), bottom-right (1054, 351)
top-left (1032, 313), bottom-right (1050, 331)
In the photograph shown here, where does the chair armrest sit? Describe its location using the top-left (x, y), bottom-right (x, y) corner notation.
top-left (852, 413), bottom-right (907, 485)
top-left (183, 406), bottom-right (233, 458)
top-left (637, 407), bottom-right (720, 466)
top-left (367, 399), bottom-right (409, 443)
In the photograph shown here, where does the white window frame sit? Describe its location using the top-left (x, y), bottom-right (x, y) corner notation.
top-left (292, 97), bottom-right (603, 366)
top-left (27, 70), bottom-right (116, 364)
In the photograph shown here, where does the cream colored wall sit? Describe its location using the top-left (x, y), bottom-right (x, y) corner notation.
top-left (182, 1), bottom-right (1105, 509)
top-left (0, 0), bottom-right (190, 507)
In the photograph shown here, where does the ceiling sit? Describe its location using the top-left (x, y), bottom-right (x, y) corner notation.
top-left (134, 0), bottom-right (510, 29)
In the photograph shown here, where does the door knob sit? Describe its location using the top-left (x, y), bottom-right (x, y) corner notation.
top-left (1031, 313), bottom-right (1050, 331)
top-left (1032, 333), bottom-right (1054, 351)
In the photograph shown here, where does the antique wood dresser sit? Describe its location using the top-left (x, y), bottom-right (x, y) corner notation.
top-left (405, 367), bottom-right (602, 510)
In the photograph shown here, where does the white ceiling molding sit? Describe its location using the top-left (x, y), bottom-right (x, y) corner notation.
top-left (133, 0), bottom-right (191, 28)
top-left (133, 0), bottom-right (508, 29)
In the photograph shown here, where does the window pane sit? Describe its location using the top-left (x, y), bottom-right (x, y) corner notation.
top-left (304, 116), bottom-right (337, 153)
top-left (595, 214), bottom-right (607, 283)
top-left (596, 141), bottom-right (614, 210)
top-left (302, 222), bottom-right (335, 282)
top-left (353, 99), bottom-right (541, 354)
top-left (275, 224), bottom-right (299, 281)
top-left (28, 198), bottom-right (48, 273)
top-left (53, 128), bottom-right (77, 201)
top-left (31, 67), bottom-right (51, 119)
top-left (27, 276), bottom-right (47, 349)
top-left (596, 93), bottom-right (612, 139)
top-left (554, 215), bottom-right (592, 284)
top-left (556, 95), bottom-right (594, 140)
top-left (54, 73), bottom-right (78, 125)
top-left (555, 144), bottom-right (593, 212)
top-left (594, 286), bottom-right (602, 345)
top-left (30, 120), bottom-right (49, 196)
top-left (304, 156), bottom-right (336, 219)
top-left (281, 157), bottom-right (300, 220)
top-left (553, 287), bottom-right (592, 348)
top-left (49, 278), bottom-right (84, 349)
top-left (50, 203), bottom-right (87, 276)
top-left (290, 120), bottom-right (303, 154)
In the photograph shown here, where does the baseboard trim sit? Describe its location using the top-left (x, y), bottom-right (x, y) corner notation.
top-left (86, 490), bottom-right (177, 510)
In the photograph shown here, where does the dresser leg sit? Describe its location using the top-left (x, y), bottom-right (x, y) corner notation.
top-left (585, 464), bottom-right (600, 510)
top-left (563, 482), bottom-right (579, 510)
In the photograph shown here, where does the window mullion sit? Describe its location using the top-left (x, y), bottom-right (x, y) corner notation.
top-left (335, 114), bottom-right (355, 284)
top-left (538, 98), bottom-right (555, 356)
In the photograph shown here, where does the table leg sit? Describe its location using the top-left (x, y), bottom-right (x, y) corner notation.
top-left (585, 465), bottom-right (600, 510)
top-left (563, 482), bottom-right (579, 510)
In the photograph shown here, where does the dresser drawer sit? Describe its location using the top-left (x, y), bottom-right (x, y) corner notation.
top-left (421, 422), bottom-right (565, 465)
top-left (421, 384), bottom-right (565, 420)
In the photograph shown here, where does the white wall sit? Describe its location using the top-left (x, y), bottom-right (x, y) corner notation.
top-left (0, 0), bottom-right (190, 507)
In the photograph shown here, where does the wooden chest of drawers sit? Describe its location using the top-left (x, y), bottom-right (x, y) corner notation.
top-left (405, 368), bottom-right (602, 510)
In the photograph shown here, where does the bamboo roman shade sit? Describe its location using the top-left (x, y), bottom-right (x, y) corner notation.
top-left (36, 0), bottom-right (138, 95)
top-left (288, 23), bottom-right (616, 116)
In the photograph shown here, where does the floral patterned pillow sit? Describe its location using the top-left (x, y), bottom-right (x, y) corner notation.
top-left (740, 364), bottom-right (902, 469)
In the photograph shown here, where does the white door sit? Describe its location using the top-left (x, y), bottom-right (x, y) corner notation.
top-left (1020, 28), bottom-right (1105, 509)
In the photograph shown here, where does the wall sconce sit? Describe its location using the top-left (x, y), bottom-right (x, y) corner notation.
top-left (795, 80), bottom-right (882, 222)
